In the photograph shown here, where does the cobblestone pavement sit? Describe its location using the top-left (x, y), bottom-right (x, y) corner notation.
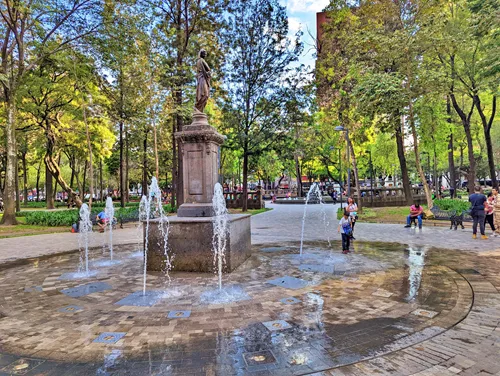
top-left (0, 225), bottom-right (139, 264)
top-left (0, 204), bottom-right (499, 375)
top-left (253, 203), bottom-right (500, 253)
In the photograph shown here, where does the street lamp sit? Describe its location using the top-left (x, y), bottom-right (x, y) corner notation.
top-left (366, 149), bottom-right (374, 205)
top-left (329, 146), bottom-right (343, 209)
top-left (335, 125), bottom-right (351, 197)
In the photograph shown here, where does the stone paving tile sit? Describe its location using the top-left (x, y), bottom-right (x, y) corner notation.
top-left (0, 204), bottom-right (499, 375)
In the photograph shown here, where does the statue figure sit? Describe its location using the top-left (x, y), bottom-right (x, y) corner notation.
top-left (195, 49), bottom-right (211, 113)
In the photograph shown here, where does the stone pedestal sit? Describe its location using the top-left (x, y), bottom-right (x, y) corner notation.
top-left (175, 112), bottom-right (225, 217)
top-left (146, 214), bottom-right (251, 272)
top-left (145, 111), bottom-right (252, 273)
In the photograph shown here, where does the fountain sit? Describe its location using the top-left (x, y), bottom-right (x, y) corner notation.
top-left (212, 183), bottom-right (228, 290)
top-left (142, 177), bottom-right (171, 295)
top-left (105, 197), bottom-right (115, 260)
top-left (79, 203), bottom-right (92, 274)
top-left (299, 183), bottom-right (331, 256)
top-left (145, 49), bottom-right (251, 273)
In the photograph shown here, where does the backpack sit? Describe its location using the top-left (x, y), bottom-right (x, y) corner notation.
top-left (342, 220), bottom-right (352, 236)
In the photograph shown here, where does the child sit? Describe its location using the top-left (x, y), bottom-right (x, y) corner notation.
top-left (338, 210), bottom-right (352, 254)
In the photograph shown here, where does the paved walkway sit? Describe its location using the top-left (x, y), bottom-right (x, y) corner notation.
top-left (0, 204), bottom-right (499, 376)
top-left (253, 203), bottom-right (500, 253)
top-left (0, 203), bottom-right (498, 262)
top-left (0, 225), bottom-right (139, 264)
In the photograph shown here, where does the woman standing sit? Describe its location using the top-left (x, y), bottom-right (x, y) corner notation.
top-left (346, 197), bottom-right (358, 239)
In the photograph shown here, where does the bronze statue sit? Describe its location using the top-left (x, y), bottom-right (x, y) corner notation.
top-left (195, 49), bottom-right (211, 113)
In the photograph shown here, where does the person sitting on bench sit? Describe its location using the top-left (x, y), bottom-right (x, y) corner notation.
top-left (404, 203), bottom-right (423, 229)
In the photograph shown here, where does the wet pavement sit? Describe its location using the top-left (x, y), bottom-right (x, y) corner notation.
top-left (0, 204), bottom-right (499, 375)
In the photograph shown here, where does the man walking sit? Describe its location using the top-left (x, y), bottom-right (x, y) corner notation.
top-left (469, 185), bottom-right (488, 239)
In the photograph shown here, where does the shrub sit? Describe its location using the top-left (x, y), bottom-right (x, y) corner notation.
top-left (434, 199), bottom-right (470, 212)
top-left (24, 210), bottom-right (79, 226)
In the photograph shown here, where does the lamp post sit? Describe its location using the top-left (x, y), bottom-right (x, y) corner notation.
top-left (335, 126), bottom-right (351, 197)
top-left (330, 146), bottom-right (343, 209)
top-left (367, 149), bottom-right (373, 205)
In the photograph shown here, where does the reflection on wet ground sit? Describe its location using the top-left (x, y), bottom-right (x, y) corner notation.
top-left (0, 241), bottom-right (479, 375)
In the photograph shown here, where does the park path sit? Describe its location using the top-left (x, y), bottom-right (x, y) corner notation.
top-left (0, 225), bottom-right (140, 264)
top-left (253, 203), bottom-right (500, 253)
top-left (0, 203), bottom-right (499, 264)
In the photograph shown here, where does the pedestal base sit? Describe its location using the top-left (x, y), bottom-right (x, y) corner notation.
top-left (146, 214), bottom-right (251, 272)
top-left (177, 203), bottom-right (215, 217)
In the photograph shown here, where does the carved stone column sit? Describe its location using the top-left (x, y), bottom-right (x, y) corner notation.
top-left (175, 112), bottom-right (224, 217)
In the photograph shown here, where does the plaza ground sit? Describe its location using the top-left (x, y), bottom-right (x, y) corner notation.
top-left (0, 203), bottom-right (499, 375)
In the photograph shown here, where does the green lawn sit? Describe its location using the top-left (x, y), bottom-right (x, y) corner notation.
top-left (0, 214), bottom-right (69, 238)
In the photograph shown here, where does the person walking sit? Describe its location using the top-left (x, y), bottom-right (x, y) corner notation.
top-left (493, 187), bottom-right (500, 236)
top-left (346, 197), bottom-right (358, 238)
top-left (338, 210), bottom-right (352, 254)
top-left (469, 185), bottom-right (488, 240)
top-left (484, 193), bottom-right (497, 237)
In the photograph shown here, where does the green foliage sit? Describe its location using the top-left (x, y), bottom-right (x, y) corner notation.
top-left (433, 199), bottom-right (470, 212)
top-left (22, 203), bottom-right (175, 226)
top-left (24, 211), bottom-right (79, 226)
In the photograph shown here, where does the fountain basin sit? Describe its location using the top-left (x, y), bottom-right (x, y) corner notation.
top-left (145, 214), bottom-right (251, 272)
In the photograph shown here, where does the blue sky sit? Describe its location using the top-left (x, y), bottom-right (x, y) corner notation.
top-left (282, 0), bottom-right (330, 70)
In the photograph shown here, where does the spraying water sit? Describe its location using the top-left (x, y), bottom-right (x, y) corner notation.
top-left (142, 177), bottom-right (171, 296)
top-left (78, 204), bottom-right (92, 274)
top-left (105, 197), bottom-right (115, 260)
top-left (299, 183), bottom-right (330, 256)
top-left (212, 183), bottom-right (228, 290)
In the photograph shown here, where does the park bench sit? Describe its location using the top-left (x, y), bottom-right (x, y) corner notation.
top-left (430, 206), bottom-right (472, 230)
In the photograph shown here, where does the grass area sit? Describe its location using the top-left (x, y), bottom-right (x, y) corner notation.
top-left (0, 215), bottom-right (68, 238)
top-left (228, 208), bottom-right (272, 215)
top-left (358, 206), bottom-right (416, 223)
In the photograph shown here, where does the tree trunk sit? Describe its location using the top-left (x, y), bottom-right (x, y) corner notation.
top-left (395, 118), bottom-right (412, 205)
top-left (22, 153), bottom-right (28, 205)
top-left (15, 161), bottom-right (20, 212)
top-left (142, 130), bottom-right (148, 196)
top-left (119, 120), bottom-right (125, 208)
top-left (450, 93), bottom-right (475, 194)
top-left (46, 163), bottom-right (55, 209)
top-left (36, 159), bottom-right (41, 202)
top-left (125, 130), bottom-right (129, 202)
top-left (473, 95), bottom-right (497, 188)
top-left (82, 160), bottom-right (87, 201)
top-left (84, 107), bottom-right (94, 209)
top-left (348, 138), bottom-right (362, 212)
top-left (408, 101), bottom-right (433, 209)
top-left (446, 97), bottom-right (456, 198)
top-left (1, 93), bottom-right (19, 225)
top-left (100, 159), bottom-right (103, 202)
top-left (153, 119), bottom-right (159, 179)
top-left (44, 132), bottom-right (83, 209)
top-left (52, 154), bottom-right (61, 203)
top-left (242, 146), bottom-right (249, 212)
top-left (294, 153), bottom-right (302, 197)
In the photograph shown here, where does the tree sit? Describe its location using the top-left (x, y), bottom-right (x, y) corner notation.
top-left (222, 0), bottom-right (302, 211)
top-left (0, 0), bottom-right (101, 224)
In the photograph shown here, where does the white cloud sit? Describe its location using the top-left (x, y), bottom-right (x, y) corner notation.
top-left (286, 0), bottom-right (330, 14)
top-left (288, 16), bottom-right (302, 34)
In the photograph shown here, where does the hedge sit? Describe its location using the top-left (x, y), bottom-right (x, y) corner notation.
top-left (433, 199), bottom-right (470, 212)
top-left (23, 204), bottom-right (175, 226)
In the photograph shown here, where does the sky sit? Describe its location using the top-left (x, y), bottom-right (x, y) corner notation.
top-left (282, 0), bottom-right (331, 70)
